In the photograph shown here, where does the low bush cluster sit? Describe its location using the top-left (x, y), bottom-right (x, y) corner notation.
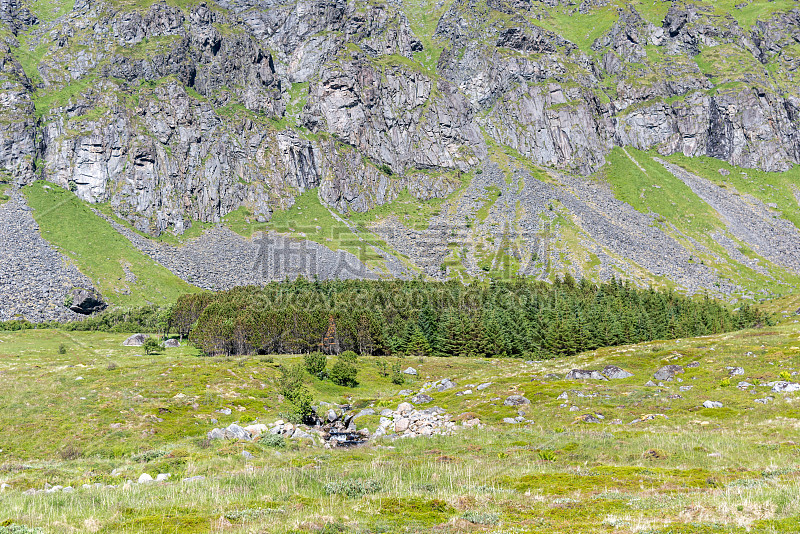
top-left (323, 479), bottom-right (381, 498)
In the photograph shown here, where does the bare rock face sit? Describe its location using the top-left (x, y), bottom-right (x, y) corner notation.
top-left (4, 0), bottom-right (800, 308)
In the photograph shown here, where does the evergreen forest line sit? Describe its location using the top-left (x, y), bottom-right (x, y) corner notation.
top-left (171, 277), bottom-right (771, 358)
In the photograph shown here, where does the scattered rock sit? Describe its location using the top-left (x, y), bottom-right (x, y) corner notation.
top-left (565, 369), bottom-right (607, 380)
top-left (437, 379), bottom-right (456, 392)
top-left (727, 366), bottom-right (744, 376)
top-left (398, 389), bottom-right (414, 396)
top-left (244, 423), bottom-right (267, 436)
top-left (155, 473), bottom-right (170, 482)
top-left (644, 380), bottom-right (657, 387)
top-left (395, 418), bottom-right (410, 432)
top-left (208, 423), bottom-right (252, 441)
top-left (755, 397), bottom-right (773, 404)
top-left (502, 417), bottom-right (519, 424)
top-left (576, 414), bottom-right (602, 423)
top-left (686, 361), bottom-right (700, 368)
top-left (216, 408), bottom-right (232, 415)
top-left (772, 381), bottom-right (800, 393)
top-left (241, 451), bottom-right (253, 460)
top-left (138, 474), bottom-right (153, 484)
top-left (654, 365), bottom-right (684, 381)
top-left (603, 365), bottom-right (634, 379)
top-left (702, 401), bottom-right (723, 409)
top-left (411, 394), bottom-right (434, 404)
top-left (476, 382), bottom-right (492, 390)
top-left (397, 402), bottom-right (414, 414)
top-left (503, 395), bottom-right (530, 406)
top-left (402, 367), bottom-right (418, 375)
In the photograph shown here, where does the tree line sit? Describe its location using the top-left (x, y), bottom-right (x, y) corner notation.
top-left (171, 276), bottom-right (770, 358)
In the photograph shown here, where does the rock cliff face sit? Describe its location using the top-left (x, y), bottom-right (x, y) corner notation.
top-left (3, 0), bottom-right (799, 230)
top-left (4, 0), bottom-right (800, 314)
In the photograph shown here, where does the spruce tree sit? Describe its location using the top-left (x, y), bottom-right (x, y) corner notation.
top-left (406, 326), bottom-right (431, 357)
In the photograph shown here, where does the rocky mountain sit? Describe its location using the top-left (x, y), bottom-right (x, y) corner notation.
top-left (3, 0), bottom-right (800, 320)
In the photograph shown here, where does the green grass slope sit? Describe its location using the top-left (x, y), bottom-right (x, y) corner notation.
top-left (23, 181), bottom-right (198, 308)
top-left (0, 320), bottom-right (799, 532)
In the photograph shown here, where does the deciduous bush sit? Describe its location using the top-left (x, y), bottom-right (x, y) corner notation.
top-left (304, 351), bottom-right (327, 378)
top-left (329, 359), bottom-right (358, 387)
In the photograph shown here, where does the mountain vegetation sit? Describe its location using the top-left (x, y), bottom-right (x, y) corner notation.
top-left (178, 277), bottom-right (770, 357)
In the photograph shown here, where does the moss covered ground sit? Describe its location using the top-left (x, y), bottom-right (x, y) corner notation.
top-left (0, 316), bottom-right (799, 532)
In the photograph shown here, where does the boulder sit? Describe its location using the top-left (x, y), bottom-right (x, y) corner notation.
top-left (223, 424), bottom-right (251, 441)
top-left (137, 474), bottom-right (153, 484)
top-left (476, 382), bottom-right (492, 390)
top-left (503, 395), bottom-right (531, 406)
top-left (727, 366), bottom-right (744, 376)
top-left (292, 428), bottom-right (313, 440)
top-left (437, 379), bottom-right (457, 392)
top-left (565, 369), bottom-right (607, 380)
top-left (402, 367), bottom-right (418, 375)
top-left (411, 394), bottom-right (433, 404)
top-left (163, 339), bottom-right (180, 348)
top-left (397, 402), bottom-right (414, 414)
top-left (703, 400), bottom-right (723, 409)
top-left (603, 365), bottom-right (633, 379)
top-left (772, 381), bottom-right (800, 393)
top-left (654, 365), bottom-right (684, 381)
top-left (67, 287), bottom-right (107, 315)
top-left (122, 333), bottom-right (149, 346)
top-left (244, 424), bottom-right (267, 436)
top-left (155, 473), bottom-right (170, 482)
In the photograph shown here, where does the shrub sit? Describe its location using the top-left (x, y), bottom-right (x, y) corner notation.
top-left (390, 362), bottom-right (404, 385)
top-left (304, 351), bottom-right (327, 378)
top-left (278, 364), bottom-right (314, 421)
top-left (143, 338), bottom-right (161, 356)
top-left (376, 359), bottom-right (388, 377)
top-left (57, 343), bottom-right (67, 355)
top-left (462, 511), bottom-right (499, 525)
top-left (132, 449), bottom-right (168, 463)
top-left (779, 371), bottom-right (791, 381)
top-left (323, 479), bottom-right (381, 498)
top-left (259, 434), bottom-right (286, 448)
top-left (107, 361), bottom-right (118, 371)
top-left (329, 359), bottom-right (358, 387)
top-left (58, 445), bottom-right (82, 460)
top-left (339, 350), bottom-right (358, 364)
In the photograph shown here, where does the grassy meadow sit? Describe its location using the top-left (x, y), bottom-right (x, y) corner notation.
top-left (0, 317), bottom-right (799, 533)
